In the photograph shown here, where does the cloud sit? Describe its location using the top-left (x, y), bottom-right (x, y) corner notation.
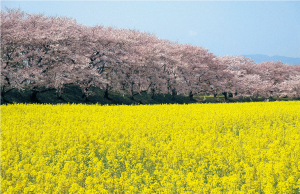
top-left (189, 30), bottom-right (197, 37)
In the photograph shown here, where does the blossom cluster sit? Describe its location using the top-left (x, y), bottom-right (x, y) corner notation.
top-left (1, 102), bottom-right (300, 193)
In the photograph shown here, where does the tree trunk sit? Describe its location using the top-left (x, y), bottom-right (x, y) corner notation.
top-left (151, 88), bottom-right (155, 99)
top-left (1, 86), bottom-right (14, 101)
top-left (213, 93), bottom-right (217, 98)
top-left (1, 86), bottom-right (5, 99)
top-left (222, 92), bottom-right (228, 100)
top-left (30, 89), bottom-right (40, 103)
top-left (56, 91), bottom-right (64, 101)
top-left (189, 91), bottom-right (193, 101)
top-left (53, 85), bottom-right (64, 100)
top-left (104, 84), bottom-right (111, 100)
top-left (81, 87), bottom-right (89, 102)
top-left (81, 93), bottom-right (87, 102)
top-left (104, 88), bottom-right (109, 99)
top-left (130, 83), bottom-right (135, 100)
top-left (1, 86), bottom-right (13, 104)
top-left (171, 88), bottom-right (176, 101)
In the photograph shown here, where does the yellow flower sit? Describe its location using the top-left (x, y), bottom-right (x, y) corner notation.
top-left (1, 102), bottom-right (300, 193)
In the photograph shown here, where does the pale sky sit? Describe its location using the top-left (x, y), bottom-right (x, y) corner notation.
top-left (2, 1), bottom-right (300, 58)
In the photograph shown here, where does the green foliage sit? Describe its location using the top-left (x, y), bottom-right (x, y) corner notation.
top-left (1, 84), bottom-right (299, 105)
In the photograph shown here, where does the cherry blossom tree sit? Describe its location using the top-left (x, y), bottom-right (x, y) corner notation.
top-left (214, 55), bottom-right (255, 99)
top-left (1, 8), bottom-right (27, 101)
top-left (253, 61), bottom-right (292, 99)
top-left (277, 75), bottom-right (300, 98)
top-left (132, 37), bottom-right (171, 99)
top-left (232, 73), bottom-right (265, 100)
top-left (170, 44), bottom-right (210, 100)
top-left (108, 30), bottom-right (175, 100)
top-left (75, 26), bottom-right (129, 100)
top-left (1, 8), bottom-right (106, 102)
top-left (2, 8), bottom-right (299, 104)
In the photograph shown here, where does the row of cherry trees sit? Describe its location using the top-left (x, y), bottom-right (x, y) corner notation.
top-left (1, 8), bottom-right (300, 103)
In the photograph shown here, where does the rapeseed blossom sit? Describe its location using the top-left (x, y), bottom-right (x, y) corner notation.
top-left (1, 102), bottom-right (300, 193)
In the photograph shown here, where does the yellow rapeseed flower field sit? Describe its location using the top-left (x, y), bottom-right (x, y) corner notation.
top-left (1, 102), bottom-right (300, 193)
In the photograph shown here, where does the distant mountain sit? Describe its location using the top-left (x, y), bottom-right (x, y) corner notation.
top-left (242, 54), bottom-right (300, 65)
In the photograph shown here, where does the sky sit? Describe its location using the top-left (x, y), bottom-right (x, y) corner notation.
top-left (1, 1), bottom-right (300, 58)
